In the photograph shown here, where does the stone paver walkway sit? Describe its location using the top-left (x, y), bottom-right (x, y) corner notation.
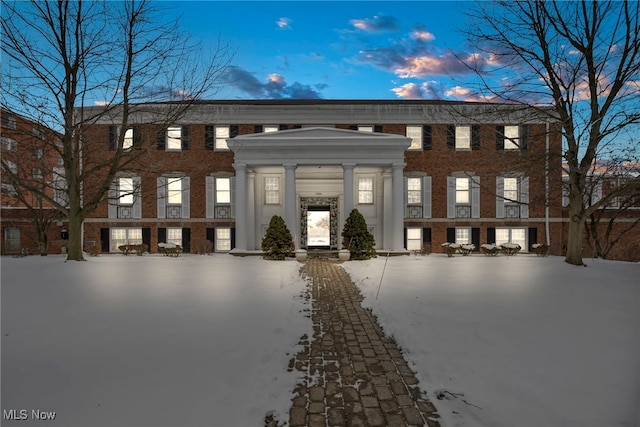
top-left (287, 259), bottom-right (440, 427)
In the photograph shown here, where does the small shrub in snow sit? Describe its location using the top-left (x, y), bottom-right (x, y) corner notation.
top-left (261, 215), bottom-right (295, 260)
top-left (341, 209), bottom-right (376, 260)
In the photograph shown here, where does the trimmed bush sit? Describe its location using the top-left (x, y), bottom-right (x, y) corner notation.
top-left (341, 209), bottom-right (376, 260)
top-left (261, 215), bottom-right (295, 260)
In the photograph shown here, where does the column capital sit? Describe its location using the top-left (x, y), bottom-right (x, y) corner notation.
top-left (283, 162), bottom-right (298, 170)
top-left (342, 162), bottom-right (356, 169)
top-left (392, 162), bottom-right (406, 170)
top-left (233, 163), bottom-right (247, 171)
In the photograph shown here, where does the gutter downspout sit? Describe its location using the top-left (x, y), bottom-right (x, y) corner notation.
top-left (545, 120), bottom-right (551, 246)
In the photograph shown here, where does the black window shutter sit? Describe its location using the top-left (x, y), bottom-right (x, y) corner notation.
top-left (422, 125), bottom-right (432, 150)
top-left (422, 227), bottom-right (432, 244)
top-left (404, 228), bottom-right (408, 246)
top-left (374, 125), bottom-right (383, 133)
top-left (108, 126), bottom-right (117, 151)
top-left (206, 228), bottom-right (215, 249)
top-left (471, 125), bottom-right (481, 150)
top-left (230, 125), bottom-right (239, 138)
top-left (100, 228), bottom-right (110, 253)
top-left (205, 125), bottom-right (215, 150)
top-left (181, 126), bottom-right (190, 150)
top-left (487, 227), bottom-right (496, 244)
top-left (471, 228), bottom-right (480, 251)
top-left (348, 125), bottom-right (358, 130)
top-left (446, 227), bottom-right (455, 243)
top-left (230, 228), bottom-right (236, 249)
top-left (142, 228), bottom-right (151, 248)
top-left (279, 124), bottom-right (288, 130)
top-left (496, 125), bottom-right (505, 150)
top-left (292, 125), bottom-right (302, 129)
top-left (254, 125), bottom-right (263, 133)
top-left (158, 228), bottom-right (167, 244)
top-left (446, 126), bottom-right (455, 150)
top-left (157, 128), bottom-right (166, 150)
top-left (133, 127), bottom-right (142, 150)
top-left (182, 228), bottom-right (191, 253)
top-left (528, 227), bottom-right (538, 250)
top-left (520, 125), bottom-right (529, 150)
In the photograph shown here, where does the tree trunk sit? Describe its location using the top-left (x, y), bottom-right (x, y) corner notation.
top-left (37, 226), bottom-right (48, 256)
top-left (66, 214), bottom-right (85, 261)
top-left (565, 215), bottom-right (585, 266)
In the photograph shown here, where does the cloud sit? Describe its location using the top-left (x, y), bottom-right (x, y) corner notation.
top-left (391, 81), bottom-right (443, 99)
top-left (444, 86), bottom-right (492, 102)
top-left (222, 66), bottom-right (325, 99)
top-left (357, 47), bottom-right (477, 77)
top-left (276, 17), bottom-right (292, 29)
top-left (350, 14), bottom-right (400, 32)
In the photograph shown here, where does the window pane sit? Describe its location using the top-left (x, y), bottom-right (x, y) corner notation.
top-left (167, 126), bottom-right (181, 150)
top-left (167, 178), bottom-right (182, 204)
top-left (216, 228), bottom-right (231, 251)
top-left (358, 177), bottom-right (373, 204)
top-left (265, 177), bottom-right (279, 204)
top-left (167, 228), bottom-right (182, 246)
top-left (358, 125), bottom-right (373, 132)
top-left (215, 126), bottom-right (229, 149)
top-left (119, 178), bottom-right (134, 204)
top-left (110, 228), bottom-right (127, 252)
top-left (406, 126), bottom-right (422, 150)
top-left (495, 229), bottom-right (510, 245)
top-left (504, 177), bottom-right (518, 201)
top-left (127, 228), bottom-right (142, 244)
top-left (264, 125), bottom-right (279, 133)
top-left (123, 128), bottom-right (134, 150)
top-left (456, 126), bottom-right (471, 149)
top-left (216, 178), bottom-right (230, 203)
top-left (455, 228), bottom-right (470, 244)
top-left (504, 126), bottom-right (519, 149)
top-left (407, 177), bottom-right (422, 204)
top-left (456, 177), bottom-right (470, 204)
top-left (406, 228), bottom-right (421, 239)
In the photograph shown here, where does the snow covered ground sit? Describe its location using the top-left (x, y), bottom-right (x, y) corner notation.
top-left (1, 255), bottom-right (311, 427)
top-left (2, 253), bottom-right (638, 427)
top-left (342, 255), bottom-right (640, 427)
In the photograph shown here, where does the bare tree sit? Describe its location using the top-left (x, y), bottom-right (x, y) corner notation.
top-left (1, 0), bottom-right (233, 260)
top-left (463, 0), bottom-right (640, 265)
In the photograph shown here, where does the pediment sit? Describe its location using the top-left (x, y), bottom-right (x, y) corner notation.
top-left (233, 126), bottom-right (401, 141)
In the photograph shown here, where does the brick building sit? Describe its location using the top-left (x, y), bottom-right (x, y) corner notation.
top-left (1, 109), bottom-right (68, 255)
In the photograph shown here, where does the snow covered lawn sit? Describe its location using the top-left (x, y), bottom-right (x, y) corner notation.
top-left (342, 255), bottom-right (640, 427)
top-left (1, 255), bottom-right (311, 427)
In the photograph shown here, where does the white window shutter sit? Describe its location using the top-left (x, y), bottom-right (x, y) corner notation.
top-left (132, 176), bottom-right (142, 218)
top-left (403, 177), bottom-right (409, 218)
top-left (181, 176), bottom-right (190, 218)
top-left (447, 176), bottom-right (456, 218)
top-left (230, 177), bottom-right (236, 218)
top-left (496, 176), bottom-right (504, 218)
top-left (157, 177), bottom-right (166, 219)
top-left (471, 176), bottom-right (480, 218)
top-left (422, 176), bottom-right (432, 218)
top-left (206, 176), bottom-right (215, 218)
top-left (108, 180), bottom-right (118, 219)
top-left (520, 176), bottom-right (529, 218)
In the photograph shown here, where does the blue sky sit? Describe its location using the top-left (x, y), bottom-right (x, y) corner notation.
top-left (176, 1), bottom-right (480, 100)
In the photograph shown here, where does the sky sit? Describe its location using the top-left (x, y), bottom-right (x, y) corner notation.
top-left (174, 1), bottom-right (479, 100)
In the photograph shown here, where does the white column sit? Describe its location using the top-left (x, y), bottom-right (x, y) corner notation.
top-left (283, 163), bottom-right (297, 246)
top-left (343, 163), bottom-right (356, 216)
top-left (247, 171), bottom-right (256, 250)
top-left (383, 170), bottom-right (393, 249)
top-left (392, 163), bottom-right (405, 251)
top-left (233, 163), bottom-right (247, 251)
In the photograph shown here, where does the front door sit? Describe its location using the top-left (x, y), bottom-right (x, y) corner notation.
top-left (307, 208), bottom-right (330, 248)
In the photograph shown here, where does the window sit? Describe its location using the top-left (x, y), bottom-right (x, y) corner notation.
top-left (118, 177), bottom-right (134, 205)
top-left (57, 155), bottom-right (64, 166)
top-left (167, 228), bottom-right (182, 246)
top-left (456, 178), bottom-right (470, 204)
top-left (358, 125), bottom-right (374, 132)
top-left (4, 227), bottom-right (20, 252)
top-left (265, 176), bottom-right (280, 204)
top-left (495, 227), bottom-right (526, 249)
top-left (2, 115), bottom-right (16, 129)
top-left (455, 228), bottom-right (471, 244)
top-left (32, 127), bottom-right (44, 139)
top-left (216, 228), bottom-right (232, 251)
top-left (167, 178), bottom-right (182, 205)
top-left (456, 126), bottom-right (471, 149)
top-left (123, 128), bottom-right (134, 150)
top-left (215, 177), bottom-right (231, 204)
top-left (1, 137), bottom-right (17, 151)
top-left (407, 178), bottom-right (422, 204)
top-left (503, 177), bottom-right (518, 202)
top-left (406, 126), bottom-right (422, 150)
top-left (33, 168), bottom-right (43, 180)
top-left (504, 126), bottom-right (519, 150)
top-left (34, 148), bottom-right (44, 159)
top-left (215, 126), bottom-right (230, 150)
top-left (264, 125), bottom-right (279, 133)
top-left (358, 177), bottom-right (374, 204)
top-left (166, 126), bottom-right (182, 150)
top-left (110, 228), bottom-right (142, 252)
top-left (406, 228), bottom-right (422, 251)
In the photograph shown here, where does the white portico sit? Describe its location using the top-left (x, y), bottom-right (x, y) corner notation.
top-left (227, 127), bottom-right (410, 252)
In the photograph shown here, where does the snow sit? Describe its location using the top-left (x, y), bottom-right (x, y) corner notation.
top-left (2, 253), bottom-right (639, 427)
top-left (342, 255), bottom-right (640, 427)
top-left (1, 255), bottom-right (311, 426)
